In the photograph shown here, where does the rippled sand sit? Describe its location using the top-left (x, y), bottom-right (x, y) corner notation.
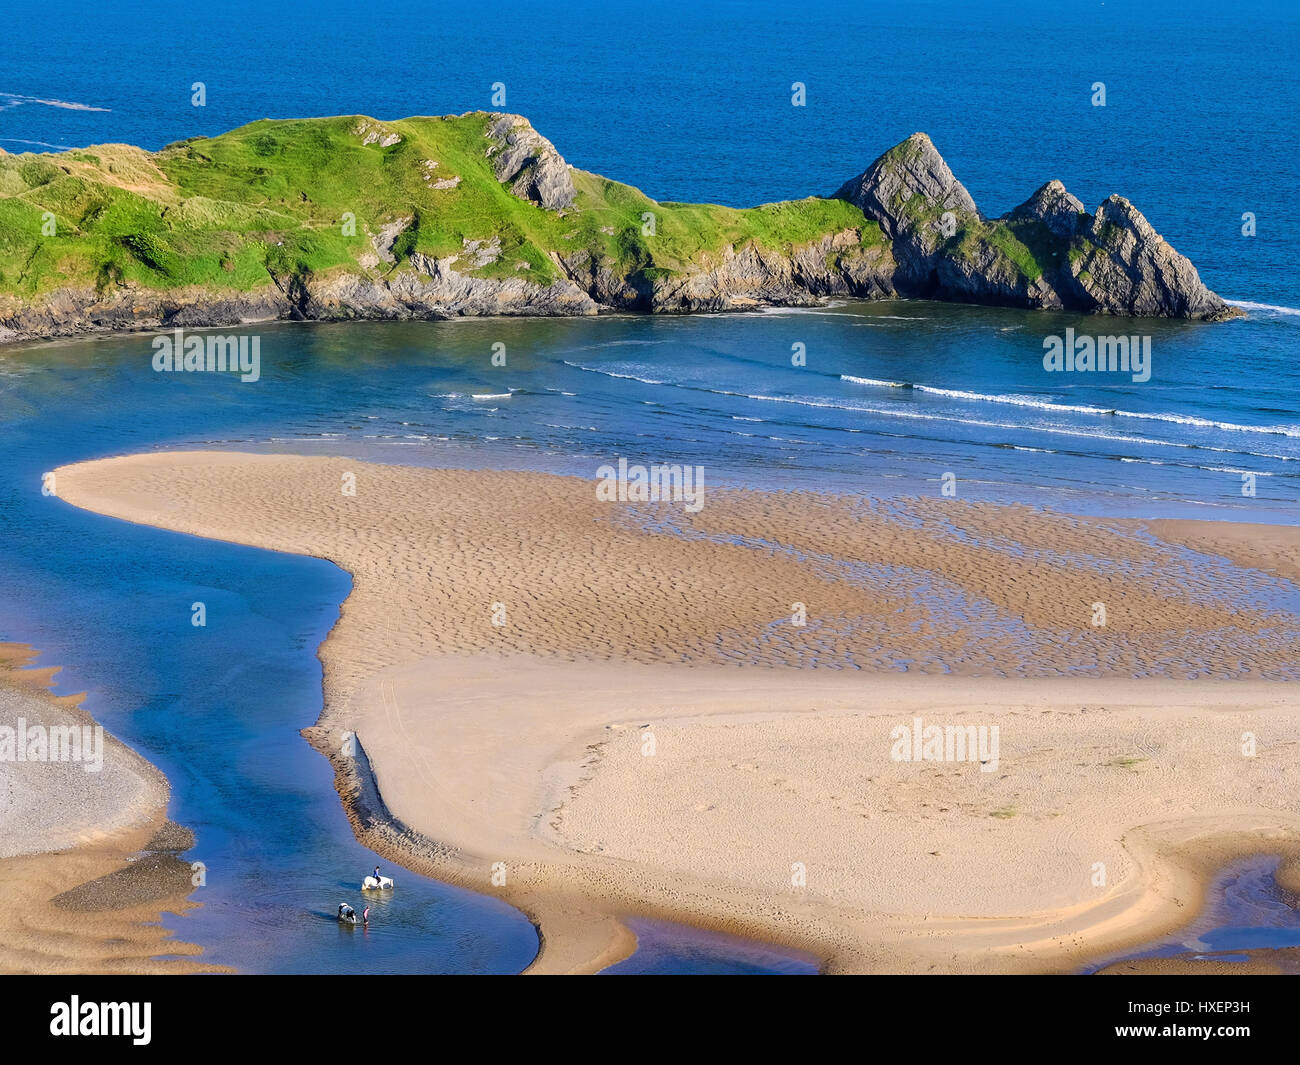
top-left (52, 451), bottom-right (1300, 973)
top-left (0, 645), bottom-right (212, 973)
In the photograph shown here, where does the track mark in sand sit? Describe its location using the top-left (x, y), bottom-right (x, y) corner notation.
top-left (379, 678), bottom-right (441, 803)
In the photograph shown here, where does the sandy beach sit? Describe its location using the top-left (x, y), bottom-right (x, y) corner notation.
top-left (51, 450), bottom-right (1300, 973)
top-left (0, 644), bottom-right (212, 973)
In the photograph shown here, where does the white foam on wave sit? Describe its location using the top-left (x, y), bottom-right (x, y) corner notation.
top-left (726, 387), bottom-right (1300, 458)
top-left (563, 361), bottom-right (667, 385)
top-left (841, 375), bottom-right (908, 388)
top-left (0, 137), bottom-right (76, 150)
top-left (1225, 299), bottom-right (1300, 317)
top-left (567, 359), bottom-right (1299, 460)
top-left (757, 300), bottom-right (850, 315)
top-left (1121, 456), bottom-right (1272, 476)
top-left (839, 375), bottom-right (1300, 438)
top-left (0, 92), bottom-right (111, 112)
top-left (923, 385), bottom-right (1120, 417)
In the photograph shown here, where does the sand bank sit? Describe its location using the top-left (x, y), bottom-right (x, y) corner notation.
top-left (0, 644), bottom-right (165, 859)
top-left (0, 644), bottom-right (213, 973)
top-left (52, 451), bottom-right (1300, 973)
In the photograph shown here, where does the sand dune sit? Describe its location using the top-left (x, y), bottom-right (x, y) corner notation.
top-left (52, 451), bottom-right (1300, 972)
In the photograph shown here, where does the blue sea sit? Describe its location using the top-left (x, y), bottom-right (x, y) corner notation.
top-left (0, 0), bottom-right (1297, 973)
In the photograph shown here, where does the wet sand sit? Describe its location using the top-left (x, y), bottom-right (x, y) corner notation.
top-left (51, 450), bottom-right (1300, 973)
top-left (1095, 950), bottom-right (1300, 975)
top-left (0, 644), bottom-right (214, 973)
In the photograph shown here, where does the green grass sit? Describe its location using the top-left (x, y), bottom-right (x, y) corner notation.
top-left (948, 217), bottom-right (1062, 284)
top-left (0, 113), bottom-right (880, 302)
top-left (2, 113), bottom-right (1128, 312)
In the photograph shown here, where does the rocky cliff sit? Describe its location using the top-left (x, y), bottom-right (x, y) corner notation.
top-left (0, 114), bottom-right (1238, 344)
top-left (833, 132), bottom-right (1233, 319)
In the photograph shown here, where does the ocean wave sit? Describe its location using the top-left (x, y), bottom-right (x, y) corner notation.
top-left (1119, 456), bottom-right (1272, 476)
top-left (715, 389), bottom-right (1299, 454)
top-left (563, 361), bottom-right (667, 385)
top-left (566, 360), bottom-right (1299, 460)
top-left (841, 375), bottom-right (909, 388)
top-left (0, 137), bottom-right (76, 150)
top-left (0, 92), bottom-right (111, 112)
top-left (563, 339), bottom-right (669, 353)
top-left (758, 300), bottom-right (850, 315)
top-left (1225, 299), bottom-right (1300, 317)
top-left (839, 375), bottom-right (1300, 438)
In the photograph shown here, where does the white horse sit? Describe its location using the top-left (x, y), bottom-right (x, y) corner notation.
top-left (362, 875), bottom-right (394, 890)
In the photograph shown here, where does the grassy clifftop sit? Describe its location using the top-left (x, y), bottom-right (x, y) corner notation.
top-left (0, 112), bottom-right (874, 300)
top-left (0, 113), bottom-right (1233, 333)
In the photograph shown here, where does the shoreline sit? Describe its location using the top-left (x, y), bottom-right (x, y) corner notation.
top-left (51, 450), bottom-right (1300, 974)
top-left (0, 644), bottom-right (215, 974)
top-left (0, 290), bottom-right (1248, 352)
top-left (320, 655), bottom-right (1300, 974)
top-left (315, 659), bottom-right (1300, 974)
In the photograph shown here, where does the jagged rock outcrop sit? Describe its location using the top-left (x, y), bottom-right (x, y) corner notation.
top-left (1009, 180), bottom-right (1086, 239)
top-left (1069, 195), bottom-right (1229, 318)
top-left (836, 132), bottom-right (978, 233)
top-left (484, 113), bottom-right (575, 211)
top-left (352, 119), bottom-right (401, 148)
top-left (934, 230), bottom-right (1068, 310)
top-left (369, 216), bottom-right (412, 265)
top-left (833, 132), bottom-right (979, 286)
top-left (831, 134), bottom-right (1235, 320)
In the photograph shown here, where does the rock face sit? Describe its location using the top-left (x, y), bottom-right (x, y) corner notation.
top-left (310, 254), bottom-right (599, 319)
top-left (556, 229), bottom-right (898, 312)
top-left (0, 284), bottom-right (291, 344)
top-left (834, 132), bottom-right (979, 285)
top-left (835, 132), bottom-right (979, 238)
top-left (369, 217), bottom-right (412, 265)
top-left (831, 134), bottom-right (1235, 320)
top-left (1069, 195), bottom-right (1229, 318)
top-left (484, 113), bottom-right (575, 211)
top-left (1010, 180), bottom-right (1086, 239)
top-left (352, 119), bottom-right (402, 148)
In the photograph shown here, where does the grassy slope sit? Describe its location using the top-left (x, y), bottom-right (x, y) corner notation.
top-left (0, 112), bottom-right (877, 301)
